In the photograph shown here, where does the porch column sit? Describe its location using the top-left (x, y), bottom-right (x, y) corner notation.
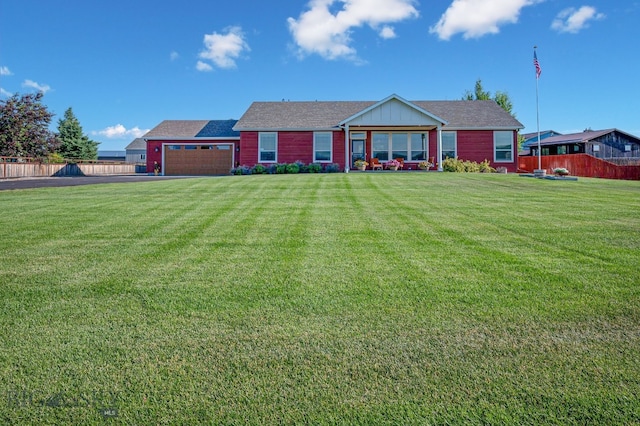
top-left (344, 125), bottom-right (350, 172)
top-left (437, 125), bottom-right (443, 172)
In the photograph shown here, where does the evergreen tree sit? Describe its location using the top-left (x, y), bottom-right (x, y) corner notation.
top-left (57, 107), bottom-right (99, 160)
top-left (0, 92), bottom-right (60, 157)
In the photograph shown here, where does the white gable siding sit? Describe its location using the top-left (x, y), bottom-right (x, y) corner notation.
top-left (345, 99), bottom-right (441, 127)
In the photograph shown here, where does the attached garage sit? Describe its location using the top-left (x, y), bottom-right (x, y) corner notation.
top-left (164, 144), bottom-right (234, 176)
top-left (145, 120), bottom-right (239, 176)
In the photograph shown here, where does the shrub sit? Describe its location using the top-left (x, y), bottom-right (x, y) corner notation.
top-left (463, 160), bottom-right (480, 173)
top-left (323, 163), bottom-right (341, 173)
top-left (307, 163), bottom-right (322, 173)
top-left (443, 157), bottom-right (496, 173)
top-left (231, 165), bottom-right (251, 175)
top-left (266, 164), bottom-right (278, 174)
top-left (442, 157), bottom-right (466, 172)
top-left (294, 160), bottom-right (308, 173)
top-left (479, 159), bottom-right (496, 173)
top-left (285, 163), bottom-right (300, 174)
top-left (276, 163), bottom-right (287, 174)
top-left (251, 164), bottom-right (266, 174)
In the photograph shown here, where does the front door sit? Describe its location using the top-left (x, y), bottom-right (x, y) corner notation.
top-left (351, 139), bottom-right (365, 167)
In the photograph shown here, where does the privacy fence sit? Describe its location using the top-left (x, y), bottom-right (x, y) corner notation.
top-left (519, 154), bottom-right (640, 180)
top-left (1, 157), bottom-right (136, 179)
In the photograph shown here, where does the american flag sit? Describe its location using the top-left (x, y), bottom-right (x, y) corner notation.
top-left (534, 50), bottom-right (542, 79)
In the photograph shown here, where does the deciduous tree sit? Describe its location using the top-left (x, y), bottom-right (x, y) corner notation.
top-left (0, 92), bottom-right (60, 157)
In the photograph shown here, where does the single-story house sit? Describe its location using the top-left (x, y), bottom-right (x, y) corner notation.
top-left (520, 130), bottom-right (562, 155)
top-left (145, 94), bottom-right (523, 175)
top-left (145, 120), bottom-right (240, 175)
top-left (526, 128), bottom-right (640, 160)
top-left (125, 138), bottom-right (147, 164)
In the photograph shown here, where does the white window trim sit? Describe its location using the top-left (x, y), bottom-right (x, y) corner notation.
top-left (371, 132), bottom-right (429, 161)
top-left (493, 131), bottom-right (513, 163)
top-left (313, 132), bottom-right (333, 163)
top-left (259, 132), bottom-right (278, 163)
top-left (442, 131), bottom-right (457, 159)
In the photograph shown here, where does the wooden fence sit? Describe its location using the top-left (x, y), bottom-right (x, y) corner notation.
top-left (519, 154), bottom-right (640, 180)
top-left (1, 157), bottom-right (136, 179)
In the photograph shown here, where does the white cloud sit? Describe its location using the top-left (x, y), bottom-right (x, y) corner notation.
top-left (288, 0), bottom-right (419, 61)
top-left (22, 79), bottom-right (51, 93)
top-left (551, 6), bottom-right (605, 34)
top-left (170, 51), bottom-right (179, 61)
top-left (0, 87), bottom-right (12, 97)
top-left (0, 66), bottom-right (12, 76)
top-left (198, 26), bottom-right (250, 70)
top-left (93, 124), bottom-right (149, 139)
top-left (430, 0), bottom-right (541, 40)
top-left (379, 26), bottom-right (397, 39)
top-left (196, 60), bottom-right (213, 72)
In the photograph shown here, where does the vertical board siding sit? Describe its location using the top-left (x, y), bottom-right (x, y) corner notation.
top-left (519, 154), bottom-right (640, 180)
top-left (0, 162), bottom-right (135, 178)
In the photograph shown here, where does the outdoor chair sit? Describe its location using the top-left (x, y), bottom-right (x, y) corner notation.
top-left (370, 158), bottom-right (383, 170)
top-left (395, 158), bottom-right (405, 170)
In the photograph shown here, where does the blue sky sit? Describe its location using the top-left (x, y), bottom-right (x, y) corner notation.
top-left (1, 0), bottom-right (638, 151)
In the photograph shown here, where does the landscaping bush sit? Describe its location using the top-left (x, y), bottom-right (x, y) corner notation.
top-left (251, 164), bottom-right (266, 175)
top-left (443, 157), bottom-right (495, 173)
top-left (285, 163), bottom-right (300, 174)
top-left (442, 157), bottom-right (466, 172)
top-left (307, 163), bottom-right (322, 173)
top-left (276, 163), bottom-right (287, 174)
top-left (295, 160), bottom-right (308, 173)
top-left (323, 163), bottom-right (341, 173)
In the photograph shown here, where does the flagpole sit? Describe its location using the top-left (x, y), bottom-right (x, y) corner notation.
top-left (534, 46), bottom-right (542, 171)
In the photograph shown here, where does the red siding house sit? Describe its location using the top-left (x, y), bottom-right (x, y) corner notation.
top-left (145, 94), bottom-right (523, 175)
top-left (233, 94), bottom-right (523, 172)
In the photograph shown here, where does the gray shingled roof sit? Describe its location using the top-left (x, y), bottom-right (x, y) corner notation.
top-left (125, 138), bottom-right (146, 150)
top-left (144, 120), bottom-right (210, 138)
top-left (143, 120), bottom-right (240, 139)
top-left (234, 99), bottom-right (523, 130)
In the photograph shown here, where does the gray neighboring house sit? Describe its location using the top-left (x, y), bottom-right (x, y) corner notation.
top-left (125, 138), bottom-right (147, 163)
top-left (527, 128), bottom-right (640, 162)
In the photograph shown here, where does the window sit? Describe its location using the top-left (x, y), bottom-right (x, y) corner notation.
top-left (410, 133), bottom-right (428, 161)
top-left (494, 131), bottom-right (513, 162)
top-left (259, 132), bottom-right (277, 162)
top-left (392, 133), bottom-right (408, 160)
top-left (314, 132), bottom-right (332, 162)
top-left (168, 145), bottom-right (182, 150)
top-left (216, 145), bottom-right (231, 150)
top-left (185, 145), bottom-right (197, 150)
top-left (441, 132), bottom-right (456, 159)
top-left (372, 132), bottom-right (428, 162)
top-left (372, 133), bottom-right (389, 161)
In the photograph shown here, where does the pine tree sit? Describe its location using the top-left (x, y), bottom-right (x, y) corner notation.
top-left (57, 108), bottom-right (99, 160)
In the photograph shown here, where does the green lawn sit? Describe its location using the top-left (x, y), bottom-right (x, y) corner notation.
top-left (1, 173), bottom-right (639, 424)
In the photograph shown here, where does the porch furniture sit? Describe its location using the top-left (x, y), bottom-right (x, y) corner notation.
top-left (395, 158), bottom-right (405, 170)
top-left (371, 158), bottom-right (383, 171)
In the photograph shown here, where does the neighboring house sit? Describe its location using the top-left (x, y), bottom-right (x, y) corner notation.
top-left (125, 138), bottom-right (147, 164)
top-left (521, 130), bottom-right (562, 153)
top-left (145, 120), bottom-right (239, 175)
top-left (97, 151), bottom-right (126, 161)
top-left (526, 129), bottom-right (640, 160)
top-left (145, 94), bottom-right (523, 175)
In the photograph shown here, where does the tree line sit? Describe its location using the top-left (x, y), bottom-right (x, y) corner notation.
top-left (0, 92), bottom-right (98, 160)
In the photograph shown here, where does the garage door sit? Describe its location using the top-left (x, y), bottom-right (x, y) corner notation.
top-left (164, 144), bottom-right (233, 175)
